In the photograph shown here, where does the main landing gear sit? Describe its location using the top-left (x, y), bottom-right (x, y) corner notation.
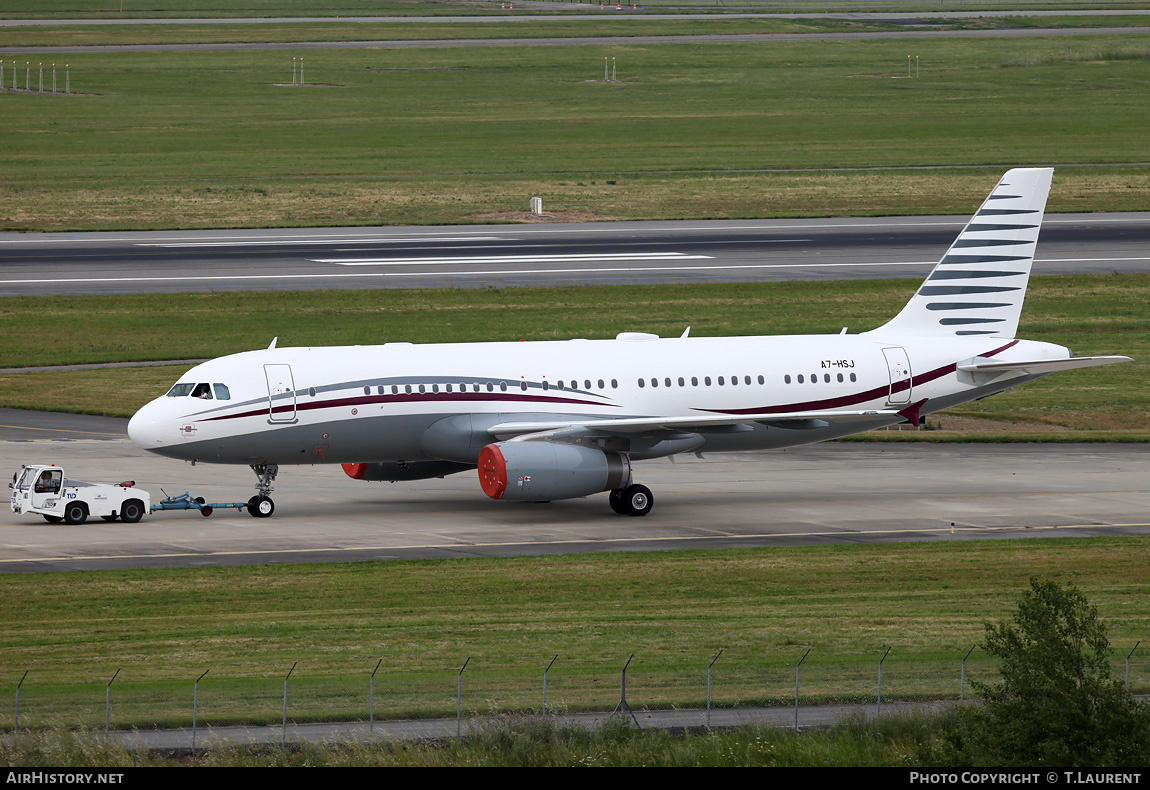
top-left (609, 484), bottom-right (654, 517)
top-left (248, 463), bottom-right (278, 518)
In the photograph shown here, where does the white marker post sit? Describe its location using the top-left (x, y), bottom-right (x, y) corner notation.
top-left (292, 57), bottom-right (297, 85)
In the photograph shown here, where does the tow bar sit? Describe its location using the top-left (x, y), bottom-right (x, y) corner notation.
top-left (149, 490), bottom-right (247, 518)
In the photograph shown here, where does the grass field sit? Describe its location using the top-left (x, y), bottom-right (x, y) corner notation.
top-left (2, 35), bottom-right (1149, 229)
top-left (0, 275), bottom-right (1144, 437)
top-left (0, 538), bottom-right (1146, 696)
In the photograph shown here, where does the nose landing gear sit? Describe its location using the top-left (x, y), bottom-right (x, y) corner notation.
top-left (248, 463), bottom-right (278, 518)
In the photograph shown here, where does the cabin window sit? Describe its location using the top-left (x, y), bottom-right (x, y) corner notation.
top-left (432, 384), bottom-right (439, 393)
top-left (731, 376), bottom-right (738, 387)
top-left (611, 379), bottom-right (618, 389)
top-left (704, 376), bottom-right (712, 386)
top-left (486, 382), bottom-right (494, 392)
top-left (638, 379), bottom-right (645, 388)
top-left (678, 377), bottom-right (685, 387)
top-left (419, 384), bottom-right (426, 394)
top-left (797, 375), bottom-right (804, 384)
top-left (757, 375), bottom-right (764, 385)
top-left (850, 373), bottom-right (857, 383)
top-left (500, 382), bottom-right (507, 392)
top-left (308, 387), bottom-right (316, 397)
top-left (598, 379), bottom-right (605, 389)
top-left (584, 379), bottom-right (591, 390)
top-left (543, 381), bottom-right (550, 391)
top-left (837, 373), bottom-right (844, 383)
top-left (166, 383), bottom-right (195, 397)
top-left (405, 384), bottom-right (412, 394)
top-left (392, 385), bottom-right (399, 395)
top-left (717, 376), bottom-right (725, 386)
top-left (784, 375), bottom-right (791, 384)
top-left (364, 386), bottom-right (371, 396)
top-left (651, 378), bottom-right (659, 388)
top-left (520, 382), bottom-right (527, 392)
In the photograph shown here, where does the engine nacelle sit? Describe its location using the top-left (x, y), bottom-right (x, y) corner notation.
top-left (342, 461), bottom-right (474, 482)
top-left (478, 442), bottom-right (630, 502)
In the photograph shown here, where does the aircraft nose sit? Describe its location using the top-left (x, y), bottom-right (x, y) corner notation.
top-left (127, 402), bottom-right (166, 449)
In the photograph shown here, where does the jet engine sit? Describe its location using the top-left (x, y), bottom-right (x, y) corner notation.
top-left (478, 442), bottom-right (630, 502)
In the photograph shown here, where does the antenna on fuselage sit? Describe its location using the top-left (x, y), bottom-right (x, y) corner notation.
top-left (680, 327), bottom-right (691, 339)
top-left (268, 337), bottom-right (278, 349)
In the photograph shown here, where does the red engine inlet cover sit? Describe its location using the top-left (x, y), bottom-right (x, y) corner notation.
top-left (477, 444), bottom-right (507, 500)
top-left (342, 463), bottom-right (368, 480)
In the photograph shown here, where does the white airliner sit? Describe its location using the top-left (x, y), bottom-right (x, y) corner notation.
top-left (128, 168), bottom-right (1130, 518)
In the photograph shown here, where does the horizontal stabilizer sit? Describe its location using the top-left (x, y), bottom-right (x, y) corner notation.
top-left (957, 355), bottom-right (1133, 376)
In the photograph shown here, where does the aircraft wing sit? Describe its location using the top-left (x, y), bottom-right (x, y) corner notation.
top-left (487, 409), bottom-right (900, 441)
top-left (957, 355), bottom-right (1132, 376)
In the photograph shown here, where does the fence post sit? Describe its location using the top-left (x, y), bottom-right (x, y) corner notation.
top-left (105, 668), bottom-right (121, 733)
top-left (961, 644), bottom-right (976, 702)
top-left (282, 661), bottom-right (296, 747)
top-left (795, 648), bottom-right (811, 731)
top-left (1127, 641), bottom-right (1141, 693)
top-left (706, 649), bottom-right (722, 728)
top-left (877, 646), bottom-right (891, 715)
top-left (543, 654), bottom-right (557, 714)
top-left (457, 657), bottom-right (470, 736)
top-left (192, 669), bottom-right (208, 754)
top-left (15, 670), bottom-right (28, 733)
top-left (610, 653), bottom-right (639, 727)
top-left (370, 658), bottom-right (382, 736)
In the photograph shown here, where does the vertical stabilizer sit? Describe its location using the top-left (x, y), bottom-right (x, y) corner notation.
top-left (873, 168), bottom-right (1053, 339)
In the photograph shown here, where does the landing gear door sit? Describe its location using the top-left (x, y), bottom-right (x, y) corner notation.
top-left (882, 347), bottom-right (912, 405)
top-left (264, 364), bottom-right (298, 424)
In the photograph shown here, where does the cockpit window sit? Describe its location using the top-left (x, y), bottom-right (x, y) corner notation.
top-left (191, 383), bottom-right (213, 399)
top-left (166, 383), bottom-right (195, 397)
top-left (213, 383), bottom-right (231, 400)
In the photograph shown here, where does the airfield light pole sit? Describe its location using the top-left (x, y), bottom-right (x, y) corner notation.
top-left (706, 649), bottom-right (723, 728)
top-left (14, 670), bottom-right (28, 733)
top-left (543, 654), bottom-right (558, 714)
top-left (456, 657), bottom-right (470, 736)
top-left (300, 57), bottom-right (304, 86)
top-left (192, 669), bottom-right (209, 754)
top-left (105, 668), bottom-right (121, 733)
top-left (370, 658), bottom-right (382, 735)
top-left (292, 57), bottom-right (297, 86)
top-left (282, 661), bottom-right (296, 747)
top-left (38, 63), bottom-right (43, 93)
top-left (961, 644), bottom-right (976, 702)
top-left (66, 64), bottom-right (70, 94)
top-left (877, 647), bottom-right (891, 714)
top-left (1, 62), bottom-right (4, 91)
top-left (1127, 642), bottom-right (1141, 693)
top-left (795, 648), bottom-right (811, 731)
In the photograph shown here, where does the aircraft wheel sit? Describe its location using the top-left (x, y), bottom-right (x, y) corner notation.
top-left (247, 495), bottom-right (274, 518)
top-left (42, 514), bottom-right (63, 524)
top-left (63, 501), bottom-right (89, 525)
top-left (608, 488), bottom-right (629, 515)
top-left (619, 484), bottom-right (653, 517)
top-left (120, 499), bottom-right (145, 524)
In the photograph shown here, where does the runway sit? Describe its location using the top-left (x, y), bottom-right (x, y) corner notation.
top-left (2, 410), bottom-right (1146, 572)
top-left (2, 213), bottom-right (1149, 296)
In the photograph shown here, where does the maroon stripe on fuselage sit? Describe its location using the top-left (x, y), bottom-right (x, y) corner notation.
top-left (193, 391), bottom-right (617, 422)
top-left (697, 341), bottom-right (1020, 416)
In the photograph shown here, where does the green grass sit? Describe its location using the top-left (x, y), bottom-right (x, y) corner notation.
top-left (0, 538), bottom-right (1147, 730)
top-left (0, 17), bottom-right (909, 48)
top-left (2, 36), bottom-right (1149, 230)
top-left (0, 275), bottom-right (1143, 437)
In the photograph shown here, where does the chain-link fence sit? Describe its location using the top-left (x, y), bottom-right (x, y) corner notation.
top-left (6, 648), bottom-right (1147, 734)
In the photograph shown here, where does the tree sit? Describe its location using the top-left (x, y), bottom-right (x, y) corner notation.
top-left (950, 578), bottom-right (1150, 767)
